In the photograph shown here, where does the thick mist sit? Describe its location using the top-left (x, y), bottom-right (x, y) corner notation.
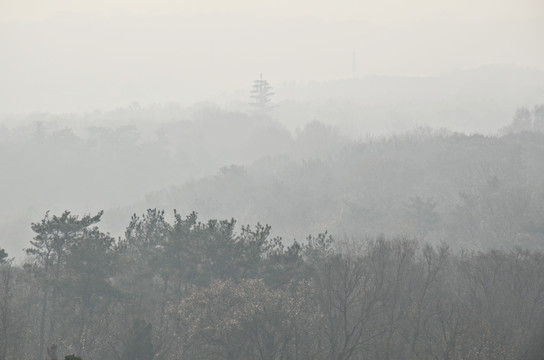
top-left (1, 1), bottom-right (544, 360)
top-left (1, 0), bottom-right (543, 113)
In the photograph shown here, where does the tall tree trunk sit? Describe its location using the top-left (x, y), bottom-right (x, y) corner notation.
top-left (38, 257), bottom-right (51, 360)
top-left (38, 287), bottom-right (49, 360)
top-left (49, 255), bottom-right (62, 342)
top-left (0, 265), bottom-right (12, 360)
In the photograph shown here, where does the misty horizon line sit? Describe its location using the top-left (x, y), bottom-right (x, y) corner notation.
top-left (1, 63), bottom-right (542, 117)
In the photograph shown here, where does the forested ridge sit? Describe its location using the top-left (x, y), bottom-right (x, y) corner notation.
top-left (2, 105), bottom-right (544, 256)
top-left (148, 128), bottom-right (544, 251)
top-left (1, 209), bottom-right (544, 360)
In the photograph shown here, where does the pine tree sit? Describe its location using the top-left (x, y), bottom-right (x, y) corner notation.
top-left (250, 74), bottom-right (274, 111)
top-left (26, 211), bottom-right (103, 360)
top-left (0, 249), bottom-right (7, 264)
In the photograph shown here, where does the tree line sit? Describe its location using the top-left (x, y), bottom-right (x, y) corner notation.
top-left (144, 126), bottom-right (544, 251)
top-left (3, 105), bottom-right (544, 257)
top-left (1, 209), bottom-right (543, 360)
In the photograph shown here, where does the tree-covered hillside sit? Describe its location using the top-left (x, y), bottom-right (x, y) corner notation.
top-left (2, 105), bottom-right (544, 257)
top-left (142, 126), bottom-right (544, 250)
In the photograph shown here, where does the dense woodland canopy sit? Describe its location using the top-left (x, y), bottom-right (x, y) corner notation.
top-left (1, 0), bottom-right (543, 357)
top-left (1, 209), bottom-right (544, 360)
top-left (1, 104), bottom-right (544, 360)
top-left (2, 104), bottom-right (544, 257)
top-left (148, 124), bottom-right (544, 251)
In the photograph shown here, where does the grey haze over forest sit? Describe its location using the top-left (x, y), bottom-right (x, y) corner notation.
top-left (1, 65), bottom-right (544, 258)
top-left (1, 86), bottom-right (544, 258)
top-left (2, 1), bottom-right (544, 360)
top-left (0, 0), bottom-right (543, 258)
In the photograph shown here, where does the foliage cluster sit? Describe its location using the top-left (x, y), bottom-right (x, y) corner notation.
top-left (147, 128), bottom-right (544, 251)
top-left (1, 210), bottom-right (543, 360)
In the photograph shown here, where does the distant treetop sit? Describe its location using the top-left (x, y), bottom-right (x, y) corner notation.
top-left (250, 74), bottom-right (274, 111)
top-left (0, 248), bottom-right (8, 264)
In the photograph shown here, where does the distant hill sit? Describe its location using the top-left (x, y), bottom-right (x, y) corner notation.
top-left (2, 65), bottom-right (543, 258)
top-left (255, 65), bottom-right (544, 136)
top-left (131, 129), bottom-right (544, 251)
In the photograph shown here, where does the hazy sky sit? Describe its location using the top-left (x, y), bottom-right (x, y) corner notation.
top-left (3, 0), bottom-right (543, 23)
top-left (1, 0), bottom-right (543, 112)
